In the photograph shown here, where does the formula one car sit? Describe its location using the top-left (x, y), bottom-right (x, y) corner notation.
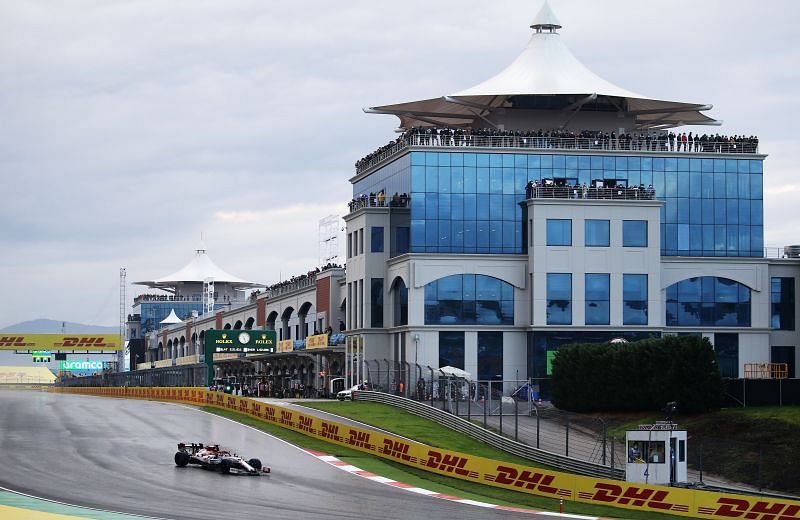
top-left (174, 442), bottom-right (270, 475)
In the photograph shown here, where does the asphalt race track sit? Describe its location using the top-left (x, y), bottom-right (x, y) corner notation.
top-left (0, 390), bottom-right (541, 519)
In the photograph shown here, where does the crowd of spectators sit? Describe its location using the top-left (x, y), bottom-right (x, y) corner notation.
top-left (355, 126), bottom-right (760, 173)
top-left (526, 179), bottom-right (656, 200)
top-left (263, 264), bottom-right (344, 296)
top-left (348, 191), bottom-right (409, 212)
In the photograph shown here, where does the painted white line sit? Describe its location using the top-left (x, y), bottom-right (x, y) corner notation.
top-left (0, 485), bottom-right (168, 519)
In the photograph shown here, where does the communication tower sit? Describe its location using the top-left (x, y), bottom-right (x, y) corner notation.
top-left (118, 267), bottom-right (127, 372)
top-left (318, 215), bottom-right (342, 267)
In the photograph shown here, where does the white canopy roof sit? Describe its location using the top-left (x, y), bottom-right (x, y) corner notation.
top-left (366, 2), bottom-right (718, 130)
top-left (160, 309), bottom-right (183, 325)
top-left (134, 249), bottom-right (265, 291)
top-left (439, 366), bottom-right (472, 380)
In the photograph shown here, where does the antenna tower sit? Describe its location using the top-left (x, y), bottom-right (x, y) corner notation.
top-left (119, 267), bottom-right (127, 372)
top-left (318, 215), bottom-right (342, 267)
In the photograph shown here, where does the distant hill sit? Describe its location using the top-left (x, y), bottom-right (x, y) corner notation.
top-left (0, 319), bottom-right (118, 334)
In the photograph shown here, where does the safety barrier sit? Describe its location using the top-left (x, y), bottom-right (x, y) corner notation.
top-left (354, 390), bottom-right (622, 480)
top-left (50, 386), bottom-right (800, 519)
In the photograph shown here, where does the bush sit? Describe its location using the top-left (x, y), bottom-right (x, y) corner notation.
top-left (552, 336), bottom-right (722, 413)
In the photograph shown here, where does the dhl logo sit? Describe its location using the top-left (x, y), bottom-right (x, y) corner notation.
top-left (226, 396), bottom-right (237, 409)
top-left (382, 439), bottom-right (412, 461)
top-left (585, 483), bottom-right (683, 511)
top-left (264, 407), bottom-right (277, 422)
top-left (238, 399), bottom-right (247, 413)
top-left (347, 429), bottom-right (374, 450)
top-left (426, 450), bottom-right (474, 477)
top-left (320, 422), bottom-right (342, 441)
top-left (298, 415), bottom-right (316, 434)
top-left (0, 336), bottom-right (28, 347)
top-left (279, 410), bottom-right (294, 427)
top-left (251, 403), bottom-right (262, 418)
top-left (60, 337), bottom-right (112, 348)
top-left (490, 465), bottom-right (562, 495)
top-left (215, 394), bottom-right (225, 406)
top-left (699, 497), bottom-right (800, 519)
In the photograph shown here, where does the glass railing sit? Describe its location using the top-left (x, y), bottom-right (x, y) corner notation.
top-left (526, 184), bottom-right (656, 200)
top-left (355, 133), bottom-right (760, 174)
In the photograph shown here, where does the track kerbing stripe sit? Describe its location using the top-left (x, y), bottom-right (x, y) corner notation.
top-left (301, 449), bottom-right (603, 519)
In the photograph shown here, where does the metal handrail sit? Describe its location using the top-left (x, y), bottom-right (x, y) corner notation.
top-left (354, 390), bottom-right (623, 480)
top-left (355, 134), bottom-right (760, 175)
top-left (526, 185), bottom-right (656, 201)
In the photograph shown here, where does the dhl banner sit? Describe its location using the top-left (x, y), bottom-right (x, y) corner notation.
top-left (276, 339), bottom-right (294, 353)
top-left (0, 334), bottom-right (122, 351)
top-left (305, 334), bottom-right (328, 350)
top-left (50, 387), bottom-right (800, 519)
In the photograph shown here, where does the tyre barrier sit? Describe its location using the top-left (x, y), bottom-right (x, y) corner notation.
top-left (51, 386), bottom-right (800, 519)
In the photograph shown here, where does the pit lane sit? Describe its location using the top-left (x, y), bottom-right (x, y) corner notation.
top-left (0, 390), bottom-right (540, 519)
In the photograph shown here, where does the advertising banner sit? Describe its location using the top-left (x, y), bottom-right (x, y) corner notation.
top-left (51, 386), bottom-right (800, 519)
top-left (0, 334), bottom-right (121, 351)
top-left (305, 334), bottom-right (329, 350)
top-left (276, 340), bottom-right (294, 353)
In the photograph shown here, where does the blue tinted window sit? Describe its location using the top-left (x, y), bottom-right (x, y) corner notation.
top-left (714, 333), bottom-right (739, 378)
top-left (425, 274), bottom-right (514, 325)
top-left (478, 331), bottom-right (503, 381)
top-left (547, 273), bottom-right (572, 325)
top-left (585, 273), bottom-right (610, 325)
top-left (371, 226), bottom-right (384, 253)
top-left (623, 220), bottom-right (647, 247)
top-left (623, 274), bottom-right (648, 325)
top-left (547, 219), bottom-right (572, 246)
top-left (439, 331), bottom-right (465, 369)
top-left (585, 220), bottom-right (610, 247)
top-left (370, 278), bottom-right (384, 328)
top-left (771, 277), bottom-right (795, 330)
top-left (665, 277), bottom-right (750, 327)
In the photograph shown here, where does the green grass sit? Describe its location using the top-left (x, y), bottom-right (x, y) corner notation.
top-left (595, 407), bottom-right (800, 494)
top-left (202, 404), bottom-right (686, 520)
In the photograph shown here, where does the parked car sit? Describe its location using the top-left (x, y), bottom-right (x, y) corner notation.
top-left (337, 384), bottom-right (360, 401)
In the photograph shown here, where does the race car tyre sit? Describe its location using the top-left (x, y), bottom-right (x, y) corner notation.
top-left (174, 451), bottom-right (190, 467)
top-left (248, 458), bottom-right (262, 470)
top-left (220, 460), bottom-right (231, 474)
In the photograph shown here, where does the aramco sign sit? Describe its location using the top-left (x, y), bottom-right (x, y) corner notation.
top-left (59, 360), bottom-right (107, 371)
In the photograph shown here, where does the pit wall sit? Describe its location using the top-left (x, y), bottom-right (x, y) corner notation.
top-left (51, 386), bottom-right (800, 519)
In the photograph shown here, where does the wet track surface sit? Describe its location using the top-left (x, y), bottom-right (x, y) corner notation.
top-left (0, 391), bottom-right (540, 519)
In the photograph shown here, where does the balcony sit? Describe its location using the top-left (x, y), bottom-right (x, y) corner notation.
top-left (526, 183), bottom-right (656, 201)
top-left (355, 131), bottom-right (760, 176)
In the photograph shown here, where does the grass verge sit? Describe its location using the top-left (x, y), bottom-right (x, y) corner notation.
top-left (203, 404), bottom-right (685, 520)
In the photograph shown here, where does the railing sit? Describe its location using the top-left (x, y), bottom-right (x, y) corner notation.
top-left (354, 390), bottom-right (623, 480)
top-left (348, 193), bottom-right (410, 213)
top-left (134, 294), bottom-right (247, 304)
top-left (356, 134), bottom-right (760, 175)
top-left (266, 275), bottom-right (317, 298)
top-left (527, 184), bottom-right (655, 201)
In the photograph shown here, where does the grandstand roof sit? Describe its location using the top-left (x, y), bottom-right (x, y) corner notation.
top-left (0, 366), bottom-right (56, 384)
top-left (366, 1), bottom-right (718, 130)
top-left (134, 249), bottom-right (265, 291)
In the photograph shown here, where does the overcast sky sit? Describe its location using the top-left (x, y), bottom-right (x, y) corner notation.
top-left (1, 0), bottom-right (798, 329)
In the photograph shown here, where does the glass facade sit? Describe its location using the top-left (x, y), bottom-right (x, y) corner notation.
top-left (771, 277), bottom-right (795, 330)
top-left (529, 330), bottom-right (660, 379)
top-left (666, 277), bottom-right (751, 327)
top-left (139, 302), bottom-right (205, 334)
top-left (547, 273), bottom-right (572, 325)
top-left (623, 220), bottom-right (648, 247)
top-left (623, 274), bottom-right (648, 325)
top-left (371, 227), bottom-right (384, 253)
top-left (585, 273), bottom-right (610, 325)
top-left (439, 331), bottom-right (465, 369)
top-left (547, 219), bottom-right (572, 246)
top-left (478, 331), bottom-right (503, 381)
top-left (356, 151), bottom-right (763, 257)
top-left (424, 274), bottom-right (514, 325)
top-left (585, 220), bottom-right (610, 247)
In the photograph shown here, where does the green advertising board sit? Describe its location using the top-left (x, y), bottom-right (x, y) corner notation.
top-left (546, 350), bottom-right (557, 376)
top-left (203, 330), bottom-right (276, 384)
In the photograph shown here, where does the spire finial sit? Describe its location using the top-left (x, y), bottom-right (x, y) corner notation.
top-left (530, 0), bottom-right (562, 33)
